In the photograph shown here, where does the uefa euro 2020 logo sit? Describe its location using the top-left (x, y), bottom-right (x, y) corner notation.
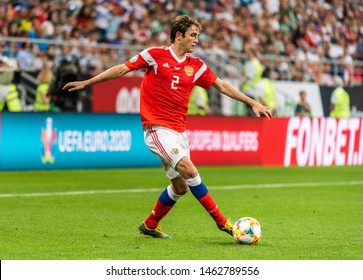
top-left (41, 117), bottom-right (57, 164)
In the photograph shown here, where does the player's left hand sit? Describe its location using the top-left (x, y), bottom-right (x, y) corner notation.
top-left (252, 104), bottom-right (272, 120)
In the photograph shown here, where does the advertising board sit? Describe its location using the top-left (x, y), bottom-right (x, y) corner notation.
top-left (0, 112), bottom-right (159, 170)
top-left (1, 113), bottom-right (361, 170)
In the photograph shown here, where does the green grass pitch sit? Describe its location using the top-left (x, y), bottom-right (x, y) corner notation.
top-left (0, 165), bottom-right (362, 260)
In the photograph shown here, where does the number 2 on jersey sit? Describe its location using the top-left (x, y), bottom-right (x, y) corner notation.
top-left (171, 75), bottom-right (179, 90)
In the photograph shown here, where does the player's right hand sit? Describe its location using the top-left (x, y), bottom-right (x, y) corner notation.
top-left (62, 81), bottom-right (88, 92)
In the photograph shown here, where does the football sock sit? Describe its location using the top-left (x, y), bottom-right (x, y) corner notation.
top-left (144, 185), bottom-right (182, 229)
top-left (186, 175), bottom-right (227, 228)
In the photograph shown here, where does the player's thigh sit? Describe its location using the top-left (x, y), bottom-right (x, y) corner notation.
top-left (144, 125), bottom-right (189, 169)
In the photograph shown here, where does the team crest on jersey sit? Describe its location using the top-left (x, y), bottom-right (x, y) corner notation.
top-left (184, 65), bottom-right (194, 77)
top-left (129, 55), bottom-right (138, 63)
top-left (170, 148), bottom-right (179, 155)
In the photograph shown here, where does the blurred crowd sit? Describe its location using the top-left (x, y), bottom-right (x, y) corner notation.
top-left (1, 0), bottom-right (363, 86)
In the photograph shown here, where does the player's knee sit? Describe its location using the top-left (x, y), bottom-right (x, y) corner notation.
top-left (184, 170), bottom-right (199, 179)
top-left (176, 158), bottom-right (198, 179)
top-left (172, 180), bottom-right (189, 195)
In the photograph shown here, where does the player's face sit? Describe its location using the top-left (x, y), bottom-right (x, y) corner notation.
top-left (180, 25), bottom-right (200, 53)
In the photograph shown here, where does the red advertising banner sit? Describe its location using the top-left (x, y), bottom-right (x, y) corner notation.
top-left (283, 117), bottom-right (363, 167)
top-left (92, 76), bottom-right (143, 113)
top-left (186, 116), bottom-right (363, 167)
top-left (186, 116), bottom-right (285, 166)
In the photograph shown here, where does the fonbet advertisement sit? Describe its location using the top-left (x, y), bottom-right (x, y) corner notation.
top-left (283, 117), bottom-right (363, 166)
top-left (186, 116), bottom-right (363, 167)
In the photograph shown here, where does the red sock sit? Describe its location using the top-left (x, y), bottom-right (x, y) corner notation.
top-left (198, 193), bottom-right (227, 228)
top-left (144, 200), bottom-right (173, 229)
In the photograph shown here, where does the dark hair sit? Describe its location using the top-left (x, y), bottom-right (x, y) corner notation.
top-left (170, 15), bottom-right (202, 43)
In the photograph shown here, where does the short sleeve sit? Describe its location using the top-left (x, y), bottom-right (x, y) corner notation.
top-left (195, 64), bottom-right (217, 88)
top-left (124, 50), bottom-right (149, 71)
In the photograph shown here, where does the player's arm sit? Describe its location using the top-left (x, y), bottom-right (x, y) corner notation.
top-left (63, 63), bottom-right (132, 92)
top-left (212, 77), bottom-right (272, 120)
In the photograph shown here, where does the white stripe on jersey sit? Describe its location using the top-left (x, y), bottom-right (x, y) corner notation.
top-left (140, 49), bottom-right (158, 74)
top-left (193, 62), bottom-right (207, 83)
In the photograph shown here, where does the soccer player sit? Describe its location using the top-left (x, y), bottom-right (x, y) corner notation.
top-left (63, 15), bottom-right (272, 238)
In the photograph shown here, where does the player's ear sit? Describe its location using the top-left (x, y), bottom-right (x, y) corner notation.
top-left (176, 31), bottom-right (183, 41)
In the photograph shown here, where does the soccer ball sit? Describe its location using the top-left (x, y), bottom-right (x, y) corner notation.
top-left (232, 217), bottom-right (262, 245)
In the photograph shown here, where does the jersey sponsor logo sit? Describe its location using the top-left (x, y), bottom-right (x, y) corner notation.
top-left (184, 65), bottom-right (194, 77)
top-left (174, 66), bottom-right (181, 70)
top-left (162, 62), bottom-right (170, 68)
top-left (129, 55), bottom-right (138, 63)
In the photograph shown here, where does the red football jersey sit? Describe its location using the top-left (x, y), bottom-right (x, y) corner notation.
top-left (124, 46), bottom-right (217, 132)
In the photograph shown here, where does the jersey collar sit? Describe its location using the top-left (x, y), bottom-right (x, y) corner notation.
top-left (169, 46), bottom-right (187, 63)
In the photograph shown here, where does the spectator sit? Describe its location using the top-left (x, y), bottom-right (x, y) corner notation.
top-left (16, 42), bottom-right (36, 71)
top-left (105, 4), bottom-right (123, 42)
top-left (330, 76), bottom-right (350, 118)
top-left (14, 4), bottom-right (32, 36)
top-left (77, 3), bottom-right (96, 35)
top-left (241, 47), bottom-right (264, 98)
top-left (28, 25), bottom-right (50, 52)
top-left (188, 85), bottom-right (210, 115)
top-left (7, 20), bottom-right (20, 37)
top-left (78, 43), bottom-right (103, 75)
top-left (220, 64), bottom-right (245, 116)
top-left (319, 63), bottom-right (335, 86)
top-left (290, 60), bottom-right (306, 82)
top-left (255, 68), bottom-right (277, 116)
top-left (0, 57), bottom-right (21, 112)
top-left (295, 90), bottom-right (311, 117)
top-left (95, 0), bottom-right (111, 43)
top-left (34, 68), bottom-right (53, 112)
top-left (193, 1), bottom-right (212, 21)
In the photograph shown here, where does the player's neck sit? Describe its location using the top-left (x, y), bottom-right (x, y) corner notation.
top-left (170, 44), bottom-right (187, 59)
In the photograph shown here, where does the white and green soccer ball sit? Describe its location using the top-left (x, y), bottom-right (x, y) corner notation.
top-left (232, 217), bottom-right (262, 245)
